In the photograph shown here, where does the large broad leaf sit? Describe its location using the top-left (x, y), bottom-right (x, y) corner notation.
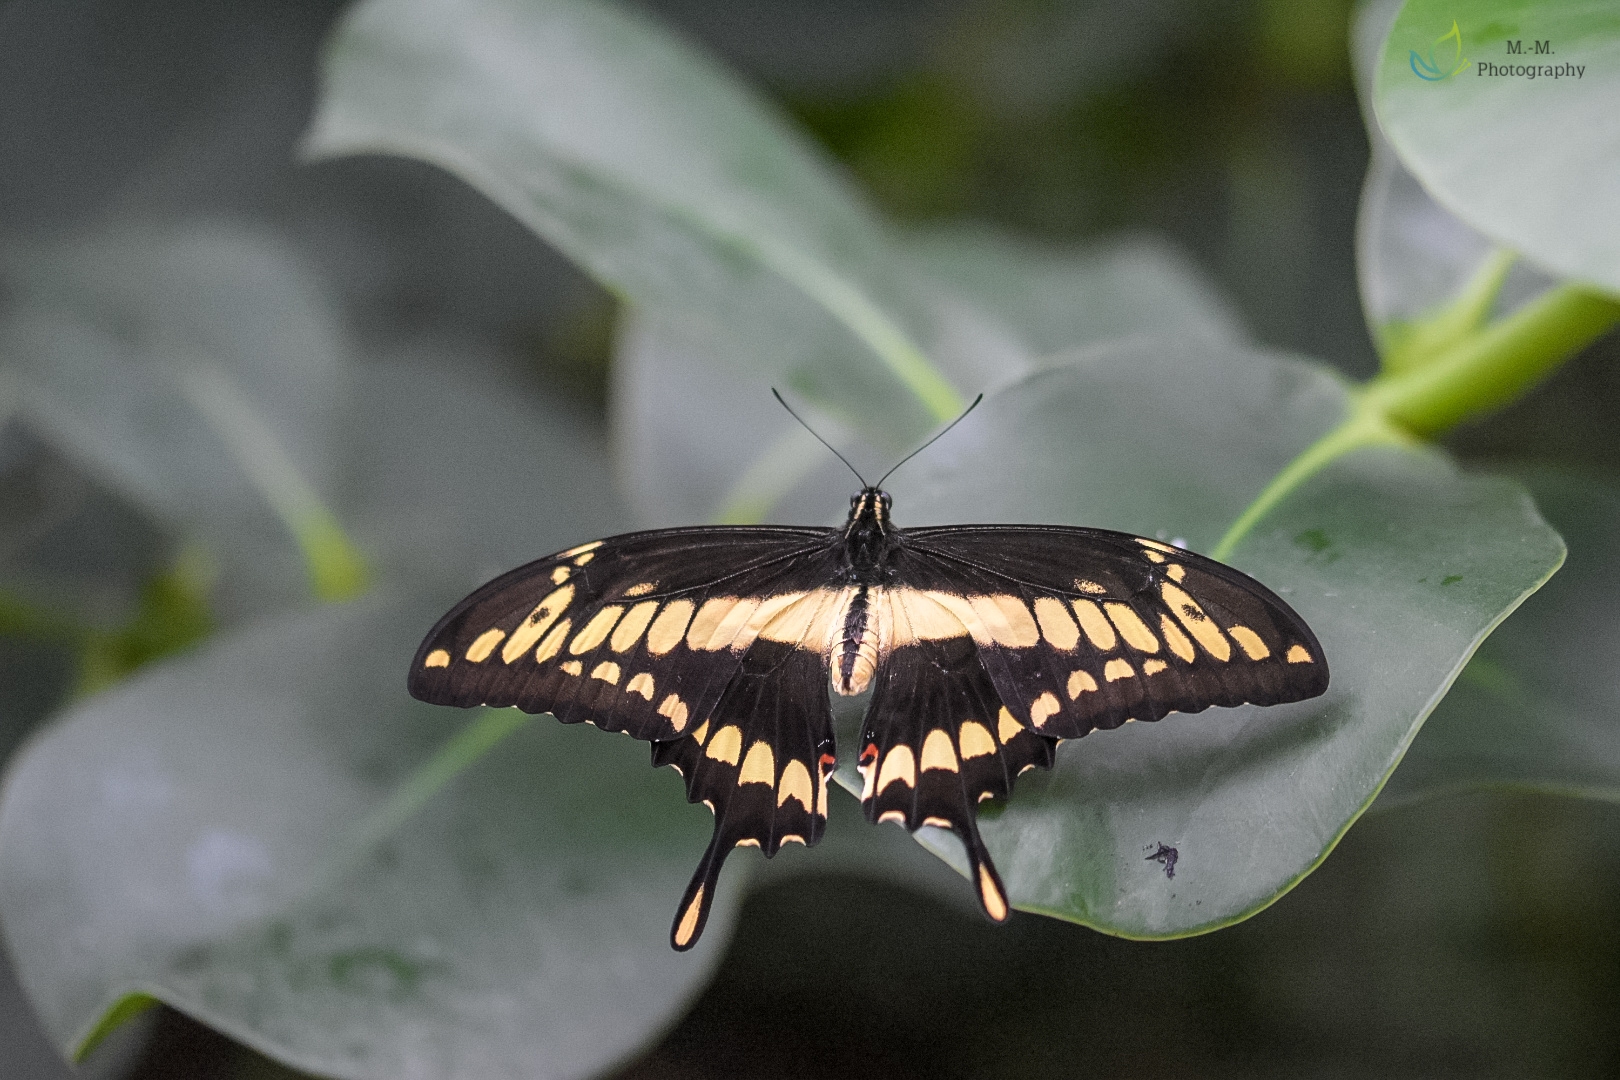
top-left (0, 596), bottom-right (732, 1079)
top-left (613, 228), bottom-right (1242, 528)
top-left (305, 0), bottom-right (962, 449)
top-left (1352, 0), bottom-right (1557, 367)
top-left (1374, 0), bottom-right (1620, 296)
top-left (1380, 469), bottom-right (1620, 807)
top-left (0, 225), bottom-right (353, 614)
top-left (858, 338), bottom-right (1563, 936)
top-left (0, 355), bottom-right (739, 1078)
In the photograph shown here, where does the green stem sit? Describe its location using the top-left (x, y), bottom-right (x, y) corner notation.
top-left (1217, 283), bottom-right (1620, 557)
top-left (335, 708), bottom-right (530, 868)
top-left (172, 362), bottom-right (370, 600)
top-left (1212, 401), bottom-right (1410, 560)
top-left (1368, 284), bottom-right (1620, 436)
top-left (1380, 247), bottom-right (1515, 374)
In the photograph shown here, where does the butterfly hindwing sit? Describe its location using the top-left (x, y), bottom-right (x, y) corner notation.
top-left (410, 526), bottom-right (835, 741)
top-left (654, 637), bottom-right (836, 949)
top-left (858, 634), bottom-right (1055, 923)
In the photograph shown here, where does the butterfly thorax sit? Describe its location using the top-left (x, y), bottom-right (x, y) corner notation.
top-left (842, 487), bottom-right (899, 580)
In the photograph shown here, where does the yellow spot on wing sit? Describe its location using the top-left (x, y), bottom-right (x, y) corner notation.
top-left (502, 584), bottom-right (575, 663)
top-left (877, 745), bottom-right (916, 791)
top-left (923, 816), bottom-right (953, 829)
top-left (624, 582), bottom-right (656, 597)
top-left (674, 886), bottom-right (703, 948)
top-left (563, 540), bottom-right (603, 558)
top-left (781, 834), bottom-right (806, 846)
top-left (690, 719), bottom-right (709, 745)
top-left (687, 596), bottom-right (763, 651)
top-left (1105, 603), bottom-right (1160, 653)
top-left (1033, 596), bottom-right (1080, 651)
top-left (1228, 625), bottom-right (1270, 660)
top-left (627, 672), bottom-right (655, 700)
top-left (1138, 538), bottom-right (1176, 554)
top-left (590, 661), bottom-right (621, 684)
top-left (920, 729), bottom-right (959, 772)
top-left (1287, 644), bottom-right (1313, 663)
top-left (657, 693), bottom-right (689, 732)
top-left (531, 621), bottom-right (570, 663)
top-left (758, 587), bottom-right (840, 647)
top-left (1070, 599), bottom-right (1117, 651)
top-left (973, 595), bottom-right (1040, 648)
top-left (1167, 564), bottom-right (1186, 582)
top-left (535, 619), bottom-right (570, 662)
top-left (646, 600), bottom-right (695, 655)
top-left (1029, 691), bottom-right (1061, 728)
top-left (1074, 579), bottom-right (1107, 595)
top-left (569, 606), bottom-right (623, 655)
top-left (1067, 670), bottom-right (1097, 698)
top-left (610, 601), bottom-right (659, 652)
top-left (739, 740), bottom-right (775, 785)
top-left (550, 566), bottom-right (569, 584)
top-left (882, 588), bottom-right (969, 646)
top-left (1161, 583), bottom-right (1231, 661)
top-left (1104, 658), bottom-right (1135, 681)
top-left (735, 838), bottom-right (760, 848)
top-left (777, 760), bottom-right (813, 809)
top-left (465, 629), bottom-right (505, 663)
top-left (959, 721), bottom-right (996, 759)
top-left (878, 810), bottom-right (906, 825)
top-left (573, 551), bottom-right (595, 566)
top-left (997, 707), bottom-right (1022, 743)
top-left (1144, 659), bottom-right (1168, 675)
top-left (979, 865), bottom-right (1009, 921)
top-left (560, 660), bottom-right (583, 676)
top-left (705, 725), bottom-right (743, 765)
top-left (1160, 615), bottom-right (1195, 662)
top-left (424, 649), bottom-right (450, 668)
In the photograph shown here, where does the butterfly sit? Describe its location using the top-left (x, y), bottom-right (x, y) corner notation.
top-left (409, 485), bottom-right (1329, 950)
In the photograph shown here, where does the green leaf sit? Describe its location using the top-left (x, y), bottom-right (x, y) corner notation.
top-left (305, 0), bottom-right (963, 446)
top-left (614, 228), bottom-right (1242, 527)
top-left (1380, 469), bottom-right (1620, 807)
top-left (0, 595), bottom-right (735, 1077)
top-left (1353, 0), bottom-right (1557, 371)
top-left (0, 225), bottom-right (364, 610)
top-left (1374, 0), bottom-right (1620, 296)
top-left (862, 338), bottom-right (1564, 936)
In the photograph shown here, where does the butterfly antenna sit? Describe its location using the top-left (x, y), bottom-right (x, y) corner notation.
top-left (875, 393), bottom-right (984, 489)
top-left (772, 388), bottom-right (867, 486)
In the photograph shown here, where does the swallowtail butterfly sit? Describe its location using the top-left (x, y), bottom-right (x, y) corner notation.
top-left (409, 484), bottom-right (1328, 950)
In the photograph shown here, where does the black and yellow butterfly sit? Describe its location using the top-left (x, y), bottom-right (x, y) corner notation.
top-left (409, 486), bottom-right (1328, 950)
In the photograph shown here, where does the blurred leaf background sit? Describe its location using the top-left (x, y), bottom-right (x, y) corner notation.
top-left (1, 0), bottom-right (1618, 1077)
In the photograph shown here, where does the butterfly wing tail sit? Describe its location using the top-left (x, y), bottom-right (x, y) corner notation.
top-left (860, 635), bottom-right (1053, 924)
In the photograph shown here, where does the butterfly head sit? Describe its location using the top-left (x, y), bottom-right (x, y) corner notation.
top-left (847, 487), bottom-right (892, 530)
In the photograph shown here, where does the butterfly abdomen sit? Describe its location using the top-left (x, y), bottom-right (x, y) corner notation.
top-left (834, 585), bottom-right (880, 696)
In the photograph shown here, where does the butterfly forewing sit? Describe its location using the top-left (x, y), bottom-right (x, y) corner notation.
top-left (410, 526), bottom-right (834, 739)
top-left (897, 526), bottom-right (1328, 739)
